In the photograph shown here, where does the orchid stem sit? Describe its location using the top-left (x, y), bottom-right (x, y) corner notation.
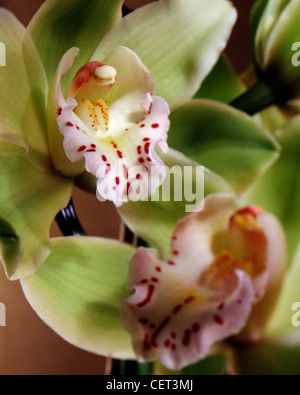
top-left (230, 77), bottom-right (290, 115)
top-left (55, 199), bottom-right (86, 236)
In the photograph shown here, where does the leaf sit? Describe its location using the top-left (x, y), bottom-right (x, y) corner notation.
top-left (233, 341), bottom-right (300, 375)
top-left (242, 115), bottom-right (300, 260)
top-left (154, 353), bottom-right (228, 375)
top-left (93, 0), bottom-right (237, 109)
top-left (0, 141), bottom-right (73, 279)
top-left (266, 243), bottom-right (300, 341)
top-left (167, 99), bottom-right (280, 194)
top-left (21, 237), bottom-right (137, 360)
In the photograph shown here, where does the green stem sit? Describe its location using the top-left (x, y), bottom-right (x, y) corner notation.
top-left (230, 78), bottom-right (289, 115)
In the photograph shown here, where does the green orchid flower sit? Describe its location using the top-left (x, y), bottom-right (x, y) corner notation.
top-left (250, 0), bottom-right (300, 109)
top-left (0, 0), bottom-right (238, 281)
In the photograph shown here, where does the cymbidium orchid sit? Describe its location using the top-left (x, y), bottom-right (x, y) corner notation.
top-left (122, 194), bottom-right (286, 370)
top-left (55, 45), bottom-right (170, 205)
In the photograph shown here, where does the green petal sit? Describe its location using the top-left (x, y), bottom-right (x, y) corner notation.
top-left (0, 9), bottom-right (49, 169)
top-left (167, 99), bottom-right (280, 194)
top-left (194, 55), bottom-right (245, 104)
top-left (28, 0), bottom-right (123, 90)
top-left (266, 244), bottom-right (300, 340)
top-left (257, 0), bottom-right (300, 93)
top-left (92, 0), bottom-right (237, 109)
top-left (242, 115), bottom-right (300, 260)
top-left (0, 142), bottom-right (73, 280)
top-left (118, 148), bottom-right (233, 260)
top-left (253, 0), bottom-right (290, 66)
top-left (21, 237), bottom-right (136, 360)
top-left (233, 342), bottom-right (300, 375)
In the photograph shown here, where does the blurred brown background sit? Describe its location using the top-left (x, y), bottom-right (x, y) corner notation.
top-left (0, 0), bottom-right (254, 375)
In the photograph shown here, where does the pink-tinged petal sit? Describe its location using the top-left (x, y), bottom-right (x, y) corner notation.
top-left (228, 206), bottom-right (270, 302)
top-left (169, 194), bottom-right (238, 283)
top-left (122, 248), bottom-right (254, 370)
top-left (122, 194), bottom-right (287, 368)
top-left (235, 213), bottom-right (287, 343)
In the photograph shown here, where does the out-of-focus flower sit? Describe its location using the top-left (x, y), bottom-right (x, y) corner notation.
top-left (252, 0), bottom-right (300, 105)
top-left (122, 194), bottom-right (286, 370)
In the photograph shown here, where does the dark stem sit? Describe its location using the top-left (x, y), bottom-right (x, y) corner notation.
top-left (55, 199), bottom-right (86, 236)
top-left (230, 77), bottom-right (290, 115)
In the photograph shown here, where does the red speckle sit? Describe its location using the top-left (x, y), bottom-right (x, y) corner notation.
top-left (141, 279), bottom-right (148, 284)
top-left (126, 182), bottom-right (131, 196)
top-left (172, 236), bottom-right (178, 241)
top-left (150, 323), bottom-right (156, 329)
top-left (214, 315), bottom-right (224, 326)
top-left (143, 334), bottom-right (151, 351)
top-left (146, 157), bottom-right (152, 162)
top-left (117, 150), bottom-right (123, 159)
top-left (77, 146), bottom-right (86, 152)
top-left (115, 177), bottom-right (120, 185)
top-left (171, 344), bottom-right (177, 352)
top-left (237, 299), bottom-right (243, 305)
top-left (172, 305), bottom-right (182, 315)
top-left (87, 149), bottom-right (96, 152)
top-left (140, 124), bottom-right (145, 128)
top-left (76, 126), bottom-right (80, 130)
top-left (105, 164), bottom-right (111, 174)
top-left (66, 122), bottom-right (73, 127)
top-left (218, 302), bottom-right (225, 311)
top-left (192, 323), bottom-right (200, 332)
top-left (57, 107), bottom-right (62, 116)
top-left (151, 277), bottom-right (159, 283)
top-left (151, 317), bottom-right (171, 348)
top-left (137, 146), bottom-right (142, 155)
top-left (143, 138), bottom-right (150, 142)
top-left (185, 296), bottom-right (195, 304)
top-left (171, 332), bottom-right (177, 340)
top-left (182, 330), bottom-right (191, 346)
top-left (138, 318), bottom-right (149, 326)
top-left (155, 267), bottom-right (162, 272)
top-left (144, 142), bottom-right (150, 154)
top-left (102, 155), bottom-right (107, 162)
top-left (148, 103), bottom-right (153, 114)
top-left (167, 261), bottom-right (175, 266)
top-left (164, 340), bottom-right (170, 348)
top-left (137, 285), bottom-right (155, 308)
top-left (136, 174), bottom-right (142, 180)
top-left (152, 123), bottom-right (159, 129)
top-left (139, 158), bottom-right (145, 164)
top-left (173, 250), bottom-right (179, 256)
top-left (91, 144), bottom-right (96, 149)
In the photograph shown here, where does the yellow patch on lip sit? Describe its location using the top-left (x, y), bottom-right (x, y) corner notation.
top-left (74, 98), bottom-right (109, 133)
top-left (201, 251), bottom-right (255, 288)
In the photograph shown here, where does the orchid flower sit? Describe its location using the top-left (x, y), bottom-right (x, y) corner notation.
top-left (0, 0), bottom-right (238, 280)
top-left (54, 46), bottom-right (170, 206)
top-left (121, 194), bottom-right (286, 370)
